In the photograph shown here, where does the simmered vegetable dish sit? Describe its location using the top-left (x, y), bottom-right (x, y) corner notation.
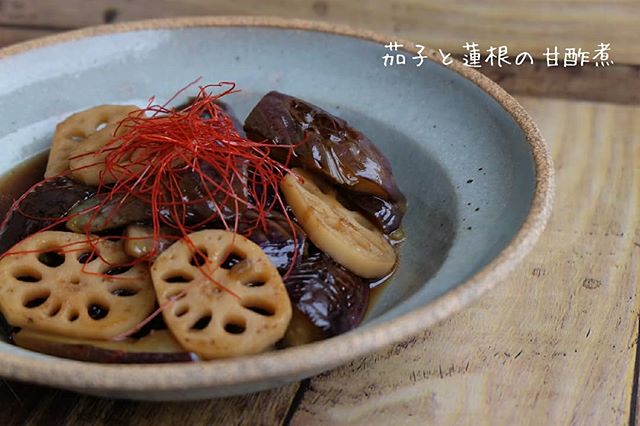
top-left (0, 83), bottom-right (406, 362)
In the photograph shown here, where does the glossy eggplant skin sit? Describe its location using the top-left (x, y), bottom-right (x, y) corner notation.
top-left (66, 193), bottom-right (150, 233)
top-left (244, 92), bottom-right (405, 201)
top-left (340, 191), bottom-right (405, 234)
top-left (66, 161), bottom-right (244, 233)
top-left (284, 251), bottom-right (369, 337)
top-left (0, 177), bottom-right (95, 254)
top-left (244, 91), bottom-right (406, 232)
top-left (236, 210), bottom-right (306, 276)
top-left (215, 101), bottom-right (245, 137)
top-left (176, 98), bottom-right (245, 137)
top-left (165, 162), bottom-right (241, 226)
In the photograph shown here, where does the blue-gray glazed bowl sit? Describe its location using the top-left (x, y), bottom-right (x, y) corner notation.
top-left (0, 17), bottom-right (553, 400)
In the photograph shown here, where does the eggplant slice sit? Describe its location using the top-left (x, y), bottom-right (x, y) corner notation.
top-left (238, 210), bottom-right (307, 276)
top-left (244, 91), bottom-right (406, 232)
top-left (12, 328), bottom-right (196, 363)
top-left (66, 161), bottom-right (246, 233)
top-left (284, 251), bottom-right (369, 337)
top-left (0, 177), bottom-right (95, 254)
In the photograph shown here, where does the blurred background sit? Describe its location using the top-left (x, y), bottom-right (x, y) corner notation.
top-left (1, 0), bottom-right (637, 103)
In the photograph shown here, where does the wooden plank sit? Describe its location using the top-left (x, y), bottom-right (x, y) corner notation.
top-left (480, 62), bottom-right (640, 106)
top-left (0, 27), bottom-right (56, 47)
top-left (0, 22), bottom-right (639, 423)
top-left (0, 379), bottom-right (300, 425)
top-left (1, 29), bottom-right (638, 107)
top-left (0, 0), bottom-right (638, 65)
top-left (288, 97), bottom-right (640, 425)
top-left (2, 99), bottom-right (635, 425)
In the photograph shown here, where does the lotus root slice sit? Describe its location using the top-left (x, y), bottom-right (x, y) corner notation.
top-left (69, 121), bottom-right (144, 186)
top-left (45, 105), bottom-right (138, 178)
top-left (0, 231), bottom-right (156, 339)
top-left (151, 230), bottom-right (292, 359)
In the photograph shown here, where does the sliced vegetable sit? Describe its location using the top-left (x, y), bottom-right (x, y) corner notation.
top-left (45, 104), bottom-right (137, 178)
top-left (244, 91), bottom-right (405, 204)
top-left (0, 177), bottom-right (95, 254)
top-left (150, 230), bottom-right (292, 359)
top-left (341, 191), bottom-right (406, 234)
top-left (12, 329), bottom-right (196, 363)
top-left (68, 121), bottom-right (135, 186)
top-left (66, 193), bottom-right (150, 233)
top-left (237, 211), bottom-right (306, 275)
top-left (284, 251), bottom-right (369, 337)
top-left (123, 224), bottom-right (178, 259)
top-left (280, 168), bottom-right (396, 278)
top-left (0, 231), bottom-right (156, 340)
top-left (65, 163), bottom-right (244, 233)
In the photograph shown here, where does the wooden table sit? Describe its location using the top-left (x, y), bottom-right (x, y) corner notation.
top-left (1, 1), bottom-right (639, 424)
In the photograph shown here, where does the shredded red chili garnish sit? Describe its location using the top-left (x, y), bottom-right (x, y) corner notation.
top-left (0, 81), bottom-right (300, 339)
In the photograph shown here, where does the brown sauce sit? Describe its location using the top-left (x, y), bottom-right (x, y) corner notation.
top-left (0, 152), bottom-right (48, 218)
top-left (0, 152), bottom-right (398, 348)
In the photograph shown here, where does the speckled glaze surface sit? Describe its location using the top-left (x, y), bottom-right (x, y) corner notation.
top-left (0, 17), bottom-right (553, 400)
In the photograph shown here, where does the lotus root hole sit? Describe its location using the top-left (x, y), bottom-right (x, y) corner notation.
top-left (104, 265), bottom-right (132, 276)
top-left (163, 272), bottom-right (194, 284)
top-left (77, 251), bottom-right (99, 264)
top-left (67, 310), bottom-right (80, 322)
top-left (37, 251), bottom-right (65, 268)
top-left (22, 289), bottom-right (51, 308)
top-left (242, 300), bottom-right (275, 317)
top-left (67, 130), bottom-right (86, 141)
top-left (111, 288), bottom-right (138, 297)
top-left (220, 252), bottom-right (244, 270)
top-left (48, 303), bottom-right (62, 317)
top-left (13, 267), bottom-right (42, 283)
top-left (190, 314), bottom-right (212, 330)
top-left (88, 303), bottom-right (109, 320)
top-left (223, 315), bottom-right (246, 334)
top-left (173, 303), bottom-right (189, 318)
top-left (190, 249), bottom-right (209, 267)
top-left (245, 279), bottom-right (266, 288)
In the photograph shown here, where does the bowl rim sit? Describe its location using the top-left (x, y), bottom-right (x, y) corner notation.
top-left (0, 16), bottom-right (554, 393)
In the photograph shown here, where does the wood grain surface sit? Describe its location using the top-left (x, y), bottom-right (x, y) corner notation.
top-left (1, 1), bottom-right (638, 105)
top-left (1, 96), bottom-right (638, 425)
top-left (1, 2), bottom-right (640, 425)
top-left (288, 97), bottom-right (640, 425)
top-left (0, 0), bottom-right (638, 65)
top-left (0, 379), bottom-right (300, 425)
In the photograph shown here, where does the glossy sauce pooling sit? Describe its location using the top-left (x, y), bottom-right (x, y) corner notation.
top-left (0, 152), bottom-right (48, 218)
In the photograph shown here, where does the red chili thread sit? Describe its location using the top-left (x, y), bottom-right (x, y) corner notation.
top-left (1, 81), bottom-right (302, 340)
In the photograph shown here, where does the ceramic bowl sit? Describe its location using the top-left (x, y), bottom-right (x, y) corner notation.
top-left (0, 17), bottom-right (553, 400)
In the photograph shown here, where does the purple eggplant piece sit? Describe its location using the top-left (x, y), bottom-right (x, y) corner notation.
top-left (341, 191), bottom-right (406, 234)
top-left (176, 98), bottom-right (245, 137)
top-left (244, 91), bottom-right (406, 205)
top-left (215, 101), bottom-right (245, 137)
top-left (66, 161), bottom-right (247, 232)
top-left (165, 161), bottom-right (242, 226)
top-left (237, 210), bottom-right (306, 275)
top-left (284, 251), bottom-right (369, 337)
top-left (0, 177), bottom-right (95, 254)
top-left (11, 329), bottom-right (196, 364)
